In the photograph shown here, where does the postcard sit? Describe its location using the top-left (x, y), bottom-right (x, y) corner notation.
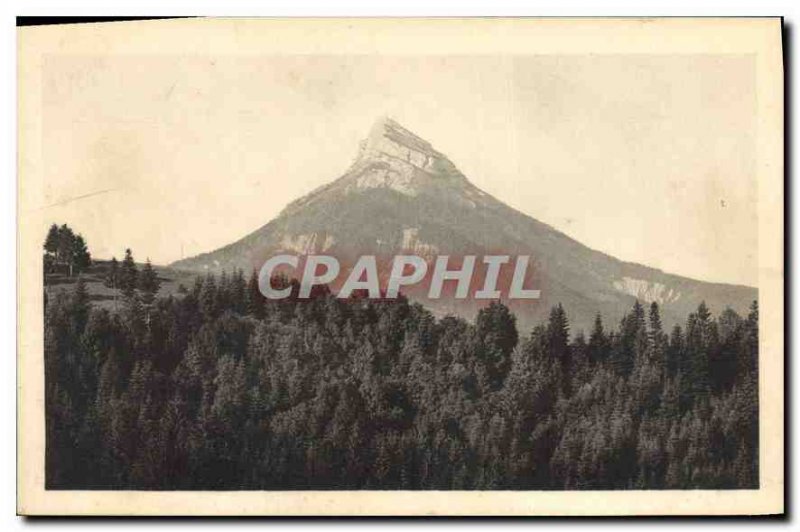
top-left (17, 17), bottom-right (784, 516)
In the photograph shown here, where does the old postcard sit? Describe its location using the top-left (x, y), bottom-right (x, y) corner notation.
top-left (17, 18), bottom-right (784, 515)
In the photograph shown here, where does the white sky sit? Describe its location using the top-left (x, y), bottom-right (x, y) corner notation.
top-left (41, 54), bottom-right (756, 286)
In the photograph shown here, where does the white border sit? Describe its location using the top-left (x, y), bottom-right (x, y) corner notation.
top-left (4, 1), bottom-right (795, 529)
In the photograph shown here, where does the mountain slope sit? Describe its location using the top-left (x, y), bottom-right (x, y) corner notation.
top-left (172, 117), bottom-right (756, 333)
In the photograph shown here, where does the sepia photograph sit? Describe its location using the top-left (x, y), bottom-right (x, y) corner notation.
top-left (16, 17), bottom-right (784, 516)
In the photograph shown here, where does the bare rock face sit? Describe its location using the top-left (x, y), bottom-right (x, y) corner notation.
top-left (343, 116), bottom-right (467, 197)
top-left (172, 117), bottom-right (757, 333)
top-left (360, 116), bottom-right (442, 171)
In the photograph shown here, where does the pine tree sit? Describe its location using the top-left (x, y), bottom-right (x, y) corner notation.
top-left (138, 259), bottom-right (160, 304)
top-left (72, 234), bottom-right (92, 274)
top-left (476, 301), bottom-right (518, 390)
top-left (647, 302), bottom-right (666, 368)
top-left (632, 300), bottom-right (646, 329)
top-left (666, 325), bottom-right (684, 378)
top-left (545, 303), bottom-right (570, 394)
top-left (683, 302), bottom-right (714, 402)
top-left (120, 248), bottom-right (138, 298)
top-left (571, 331), bottom-right (589, 382)
top-left (588, 313), bottom-right (608, 365)
top-left (43, 224), bottom-right (60, 274)
top-left (44, 223), bottom-right (60, 255)
top-left (56, 224), bottom-right (76, 274)
top-left (713, 307), bottom-right (742, 392)
top-left (611, 302), bottom-right (644, 377)
top-left (648, 302), bottom-right (662, 341)
top-left (200, 273), bottom-right (219, 320)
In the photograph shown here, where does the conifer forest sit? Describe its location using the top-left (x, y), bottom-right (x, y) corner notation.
top-left (44, 228), bottom-right (759, 490)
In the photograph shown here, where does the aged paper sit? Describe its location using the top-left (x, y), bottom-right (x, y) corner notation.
top-left (18, 18), bottom-right (783, 515)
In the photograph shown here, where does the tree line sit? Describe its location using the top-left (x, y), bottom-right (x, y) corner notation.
top-left (104, 248), bottom-right (161, 303)
top-left (44, 256), bottom-right (759, 490)
top-left (43, 223), bottom-right (91, 276)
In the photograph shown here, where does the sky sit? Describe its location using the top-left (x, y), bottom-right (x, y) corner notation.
top-left (41, 53), bottom-right (757, 286)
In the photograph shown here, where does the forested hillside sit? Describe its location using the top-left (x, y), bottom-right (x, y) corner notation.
top-left (45, 263), bottom-right (759, 490)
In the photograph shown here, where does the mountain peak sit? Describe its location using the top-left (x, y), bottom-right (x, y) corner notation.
top-left (347, 116), bottom-right (464, 196)
top-left (172, 118), bottom-right (758, 334)
top-left (361, 116), bottom-right (442, 161)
